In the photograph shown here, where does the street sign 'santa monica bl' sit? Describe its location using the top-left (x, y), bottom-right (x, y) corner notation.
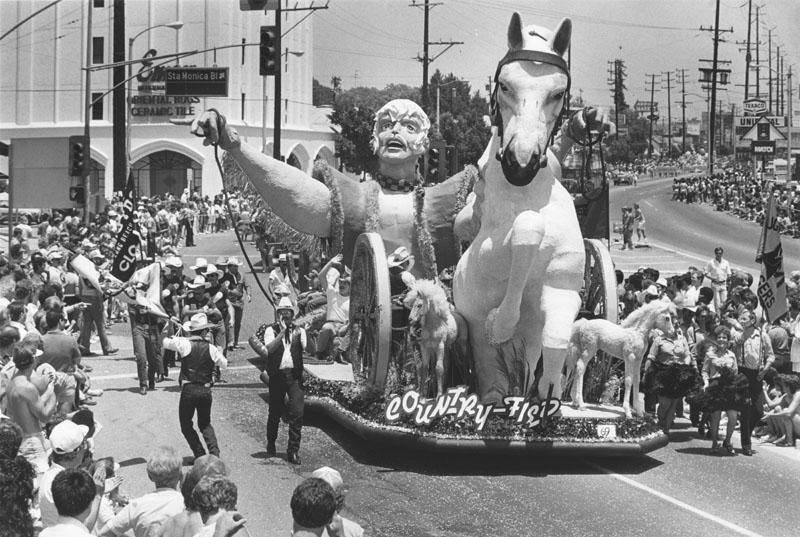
top-left (165, 67), bottom-right (229, 97)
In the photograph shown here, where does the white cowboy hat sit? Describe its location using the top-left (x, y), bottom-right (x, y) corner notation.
top-left (226, 256), bottom-right (243, 266)
top-left (164, 256), bottom-right (183, 268)
top-left (183, 312), bottom-right (213, 332)
top-left (204, 264), bottom-right (223, 278)
top-left (277, 253), bottom-right (288, 262)
top-left (387, 246), bottom-right (415, 270)
top-left (276, 296), bottom-right (297, 315)
top-left (186, 275), bottom-right (209, 289)
top-left (88, 249), bottom-right (104, 260)
top-left (190, 257), bottom-right (208, 271)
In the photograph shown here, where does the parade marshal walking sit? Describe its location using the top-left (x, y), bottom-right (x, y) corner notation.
top-left (263, 297), bottom-right (306, 465)
top-left (163, 313), bottom-right (227, 460)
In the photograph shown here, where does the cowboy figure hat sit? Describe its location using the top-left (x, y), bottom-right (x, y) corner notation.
top-left (387, 246), bottom-right (415, 271)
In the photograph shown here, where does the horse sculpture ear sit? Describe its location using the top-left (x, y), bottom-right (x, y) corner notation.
top-left (507, 12), bottom-right (524, 50)
top-left (549, 18), bottom-right (572, 57)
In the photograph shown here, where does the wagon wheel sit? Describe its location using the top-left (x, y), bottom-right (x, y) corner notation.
top-left (582, 238), bottom-right (618, 323)
top-left (347, 233), bottom-right (392, 388)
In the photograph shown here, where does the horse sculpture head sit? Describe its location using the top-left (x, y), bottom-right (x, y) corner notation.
top-left (405, 279), bottom-right (450, 325)
top-left (491, 13), bottom-right (571, 187)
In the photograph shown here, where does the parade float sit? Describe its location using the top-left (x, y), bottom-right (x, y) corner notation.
top-left (198, 13), bottom-right (667, 457)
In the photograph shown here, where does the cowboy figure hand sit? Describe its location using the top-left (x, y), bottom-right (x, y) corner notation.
top-left (566, 106), bottom-right (612, 143)
top-left (190, 109), bottom-right (241, 151)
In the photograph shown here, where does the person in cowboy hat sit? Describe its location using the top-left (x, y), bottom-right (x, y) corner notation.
top-left (190, 258), bottom-right (209, 276)
top-left (77, 249), bottom-right (118, 358)
top-left (387, 246), bottom-right (417, 339)
top-left (268, 253), bottom-right (296, 305)
top-left (223, 256), bottom-right (250, 351)
top-left (163, 313), bottom-right (227, 460)
top-left (203, 264), bottom-right (229, 363)
top-left (161, 256), bottom-right (187, 374)
top-left (263, 296), bottom-right (307, 465)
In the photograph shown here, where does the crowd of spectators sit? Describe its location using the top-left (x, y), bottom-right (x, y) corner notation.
top-left (617, 260), bottom-right (800, 453)
top-left (671, 162), bottom-right (800, 236)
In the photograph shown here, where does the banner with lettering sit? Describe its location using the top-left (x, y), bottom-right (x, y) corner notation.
top-left (755, 190), bottom-right (788, 322)
top-left (110, 175), bottom-right (141, 282)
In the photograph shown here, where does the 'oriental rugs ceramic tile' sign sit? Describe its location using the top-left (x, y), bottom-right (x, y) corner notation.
top-left (385, 386), bottom-right (561, 431)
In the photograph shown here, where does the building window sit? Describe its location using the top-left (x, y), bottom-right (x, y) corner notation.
top-left (241, 93), bottom-right (246, 120)
top-left (241, 38), bottom-right (246, 65)
top-left (92, 93), bottom-right (103, 120)
top-left (92, 36), bottom-right (104, 64)
top-left (93, 0), bottom-right (105, 7)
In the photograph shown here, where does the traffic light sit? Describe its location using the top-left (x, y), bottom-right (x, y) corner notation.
top-left (69, 135), bottom-right (87, 177)
top-left (69, 186), bottom-right (85, 204)
top-left (427, 145), bottom-right (441, 183)
top-left (259, 26), bottom-right (280, 76)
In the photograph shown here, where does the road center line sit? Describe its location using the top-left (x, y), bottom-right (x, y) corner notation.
top-left (585, 461), bottom-right (765, 537)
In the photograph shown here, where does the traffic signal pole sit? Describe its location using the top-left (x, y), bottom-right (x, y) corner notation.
top-left (83, 0), bottom-right (93, 225)
top-left (273, 6), bottom-right (282, 161)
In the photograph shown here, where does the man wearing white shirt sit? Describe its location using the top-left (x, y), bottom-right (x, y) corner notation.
top-left (163, 313), bottom-right (227, 459)
top-left (704, 246), bottom-right (732, 313)
top-left (263, 297), bottom-right (306, 465)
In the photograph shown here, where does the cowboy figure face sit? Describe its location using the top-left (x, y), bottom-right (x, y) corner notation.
top-left (371, 99), bottom-right (430, 164)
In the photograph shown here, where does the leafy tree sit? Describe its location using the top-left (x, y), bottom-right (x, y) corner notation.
top-left (328, 104), bottom-right (376, 176)
top-left (312, 78), bottom-right (335, 106)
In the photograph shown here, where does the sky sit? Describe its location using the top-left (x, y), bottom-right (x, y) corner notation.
top-left (312, 0), bottom-right (800, 120)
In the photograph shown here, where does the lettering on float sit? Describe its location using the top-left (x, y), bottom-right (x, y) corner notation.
top-left (385, 386), bottom-right (561, 431)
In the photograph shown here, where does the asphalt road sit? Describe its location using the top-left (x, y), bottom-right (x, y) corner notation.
top-left (88, 217), bottom-right (800, 537)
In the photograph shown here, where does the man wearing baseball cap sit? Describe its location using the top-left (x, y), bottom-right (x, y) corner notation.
top-left (311, 466), bottom-right (364, 537)
top-left (164, 313), bottom-right (227, 459)
top-left (39, 420), bottom-right (91, 528)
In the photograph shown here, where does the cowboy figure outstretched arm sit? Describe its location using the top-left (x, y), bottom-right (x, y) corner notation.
top-left (191, 110), bottom-right (332, 237)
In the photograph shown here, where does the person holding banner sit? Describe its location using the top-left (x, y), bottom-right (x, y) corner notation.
top-left (128, 258), bottom-right (167, 396)
top-left (77, 250), bottom-right (118, 358)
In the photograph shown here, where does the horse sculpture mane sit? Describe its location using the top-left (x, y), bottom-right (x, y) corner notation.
top-left (567, 300), bottom-right (677, 417)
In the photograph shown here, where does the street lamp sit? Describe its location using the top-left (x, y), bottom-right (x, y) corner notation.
top-left (127, 21), bottom-right (183, 191)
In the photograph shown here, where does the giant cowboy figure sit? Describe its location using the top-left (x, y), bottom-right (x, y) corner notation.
top-left (189, 100), bottom-right (601, 277)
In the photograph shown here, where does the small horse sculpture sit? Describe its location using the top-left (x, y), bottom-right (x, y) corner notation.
top-left (566, 300), bottom-right (677, 418)
top-left (453, 14), bottom-right (584, 404)
top-left (405, 279), bottom-right (459, 397)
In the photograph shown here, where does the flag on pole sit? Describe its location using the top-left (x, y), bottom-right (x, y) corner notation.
top-left (755, 190), bottom-right (788, 323)
top-left (110, 175), bottom-right (142, 282)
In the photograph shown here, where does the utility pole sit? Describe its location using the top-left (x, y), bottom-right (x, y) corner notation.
top-left (411, 0), bottom-right (462, 113)
top-left (755, 6), bottom-right (760, 97)
top-left (768, 28), bottom-right (773, 114)
top-left (788, 66), bottom-right (793, 180)
top-left (607, 59), bottom-right (628, 136)
top-left (676, 69), bottom-right (688, 154)
top-left (645, 73), bottom-right (661, 159)
top-left (745, 0), bottom-right (752, 99)
top-left (699, 0), bottom-right (732, 175)
top-left (113, 0), bottom-right (126, 194)
top-left (663, 71), bottom-right (674, 158)
top-left (83, 0), bottom-right (93, 224)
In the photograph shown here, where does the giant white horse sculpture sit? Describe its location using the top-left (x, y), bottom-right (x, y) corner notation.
top-left (453, 14), bottom-right (584, 404)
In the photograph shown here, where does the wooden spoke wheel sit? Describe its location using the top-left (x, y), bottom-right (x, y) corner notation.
top-left (582, 238), bottom-right (618, 323)
top-left (347, 233), bottom-right (392, 388)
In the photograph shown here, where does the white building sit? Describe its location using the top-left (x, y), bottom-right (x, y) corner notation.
top-left (1, 0), bottom-right (335, 211)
